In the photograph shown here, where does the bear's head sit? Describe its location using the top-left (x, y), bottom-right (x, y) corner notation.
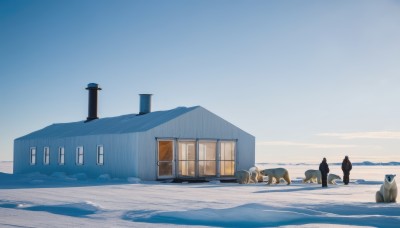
top-left (330, 174), bottom-right (341, 180)
top-left (384, 174), bottom-right (396, 184)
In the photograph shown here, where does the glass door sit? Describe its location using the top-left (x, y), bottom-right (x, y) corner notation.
top-left (198, 141), bottom-right (217, 177)
top-left (157, 140), bottom-right (174, 179)
top-left (178, 141), bottom-right (196, 177)
top-left (220, 141), bottom-right (236, 176)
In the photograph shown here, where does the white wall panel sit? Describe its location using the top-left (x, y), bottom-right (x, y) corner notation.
top-left (14, 133), bottom-right (137, 178)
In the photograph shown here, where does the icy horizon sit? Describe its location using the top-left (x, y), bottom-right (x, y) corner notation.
top-left (2, 160), bottom-right (400, 166)
top-left (257, 161), bottom-right (400, 166)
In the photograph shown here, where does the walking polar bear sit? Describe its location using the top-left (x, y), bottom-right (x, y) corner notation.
top-left (328, 174), bottom-right (341, 185)
top-left (249, 166), bottom-right (264, 183)
top-left (235, 167), bottom-right (264, 184)
top-left (234, 170), bottom-right (251, 184)
top-left (303, 170), bottom-right (341, 185)
top-left (376, 174), bottom-right (397, 203)
top-left (260, 168), bottom-right (291, 185)
top-left (303, 170), bottom-right (322, 184)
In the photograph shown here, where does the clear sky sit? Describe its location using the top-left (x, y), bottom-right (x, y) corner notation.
top-left (1, 0), bottom-right (400, 163)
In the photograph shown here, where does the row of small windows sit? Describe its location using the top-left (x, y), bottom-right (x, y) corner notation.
top-left (29, 146), bottom-right (104, 166)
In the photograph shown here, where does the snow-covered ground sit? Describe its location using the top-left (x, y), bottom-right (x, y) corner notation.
top-left (0, 161), bottom-right (399, 227)
top-left (0, 161), bottom-right (12, 174)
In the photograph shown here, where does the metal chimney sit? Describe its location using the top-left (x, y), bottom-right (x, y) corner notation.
top-left (139, 94), bottom-right (152, 115)
top-left (85, 83), bottom-right (101, 122)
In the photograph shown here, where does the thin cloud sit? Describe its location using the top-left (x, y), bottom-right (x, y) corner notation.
top-left (318, 131), bottom-right (400, 140)
top-left (257, 141), bottom-right (358, 149)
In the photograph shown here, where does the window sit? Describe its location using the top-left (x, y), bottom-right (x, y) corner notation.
top-left (178, 141), bottom-right (196, 177)
top-left (30, 147), bottom-right (36, 165)
top-left (220, 141), bottom-right (236, 176)
top-left (97, 145), bottom-right (104, 165)
top-left (76, 146), bottom-right (84, 165)
top-left (58, 147), bottom-right (65, 165)
top-left (43, 147), bottom-right (50, 165)
top-left (198, 141), bottom-right (217, 177)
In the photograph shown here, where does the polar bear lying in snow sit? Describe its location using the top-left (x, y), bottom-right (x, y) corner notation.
top-left (376, 174), bottom-right (397, 203)
top-left (303, 170), bottom-right (341, 185)
top-left (260, 168), bottom-right (291, 185)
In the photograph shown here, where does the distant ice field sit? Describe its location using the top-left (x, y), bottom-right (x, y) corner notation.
top-left (0, 161), bottom-right (12, 174)
top-left (0, 161), bottom-right (399, 227)
top-left (1, 161), bottom-right (399, 181)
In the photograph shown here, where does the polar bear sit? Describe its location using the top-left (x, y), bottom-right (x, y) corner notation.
top-left (376, 174), bottom-right (397, 203)
top-left (328, 173), bottom-right (341, 185)
top-left (235, 170), bottom-right (251, 184)
top-left (303, 170), bottom-right (321, 184)
top-left (260, 168), bottom-right (291, 185)
top-left (249, 166), bottom-right (264, 183)
top-left (248, 168), bottom-right (258, 183)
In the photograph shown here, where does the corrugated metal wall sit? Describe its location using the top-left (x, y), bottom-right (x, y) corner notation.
top-left (137, 107), bottom-right (255, 180)
top-left (13, 133), bottom-right (137, 178)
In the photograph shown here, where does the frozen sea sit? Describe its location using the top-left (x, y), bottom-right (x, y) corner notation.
top-left (0, 161), bottom-right (399, 227)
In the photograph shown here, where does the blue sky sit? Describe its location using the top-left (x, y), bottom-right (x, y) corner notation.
top-left (1, 0), bottom-right (400, 163)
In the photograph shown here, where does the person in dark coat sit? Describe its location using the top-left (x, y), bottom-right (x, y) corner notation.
top-left (319, 157), bottom-right (330, 187)
top-left (341, 155), bottom-right (352, 185)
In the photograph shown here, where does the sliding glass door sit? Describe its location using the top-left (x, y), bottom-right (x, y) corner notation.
top-left (198, 141), bottom-right (217, 177)
top-left (178, 141), bottom-right (196, 177)
top-left (220, 141), bottom-right (235, 176)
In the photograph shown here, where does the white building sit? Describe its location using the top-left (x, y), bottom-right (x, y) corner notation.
top-left (13, 84), bottom-right (255, 181)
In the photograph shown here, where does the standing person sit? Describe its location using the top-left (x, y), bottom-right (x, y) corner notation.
top-left (319, 157), bottom-right (330, 187)
top-left (341, 156), bottom-right (352, 185)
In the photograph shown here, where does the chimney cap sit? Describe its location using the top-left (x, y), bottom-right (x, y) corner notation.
top-left (86, 83), bottom-right (102, 90)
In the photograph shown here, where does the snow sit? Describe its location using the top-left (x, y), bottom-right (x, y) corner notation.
top-left (127, 177), bottom-right (141, 184)
top-left (1, 162), bottom-right (399, 227)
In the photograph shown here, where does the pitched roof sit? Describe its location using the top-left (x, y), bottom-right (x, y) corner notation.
top-left (16, 106), bottom-right (200, 140)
